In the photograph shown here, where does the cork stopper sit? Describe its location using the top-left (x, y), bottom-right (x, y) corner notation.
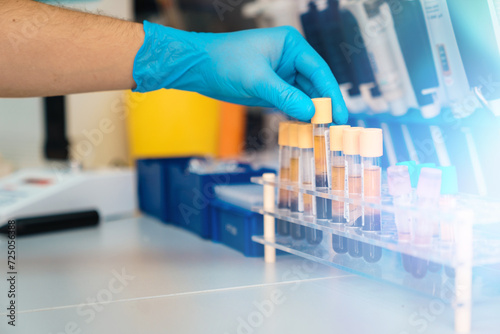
top-left (310, 98), bottom-right (333, 124)
top-left (360, 128), bottom-right (383, 158)
top-left (278, 122), bottom-right (289, 146)
top-left (330, 125), bottom-right (350, 151)
top-left (288, 122), bottom-right (299, 148)
top-left (343, 127), bottom-right (362, 155)
top-left (298, 123), bottom-right (313, 149)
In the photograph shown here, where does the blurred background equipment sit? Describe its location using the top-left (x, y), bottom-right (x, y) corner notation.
top-left (0, 167), bottom-right (136, 225)
top-left (297, 0), bottom-right (500, 197)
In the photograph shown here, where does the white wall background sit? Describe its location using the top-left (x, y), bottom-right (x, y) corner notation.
top-left (0, 98), bottom-right (44, 169)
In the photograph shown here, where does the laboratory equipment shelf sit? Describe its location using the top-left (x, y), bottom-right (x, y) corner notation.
top-left (251, 175), bottom-right (500, 333)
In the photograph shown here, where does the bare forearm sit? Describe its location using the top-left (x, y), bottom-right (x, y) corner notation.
top-left (0, 0), bottom-right (144, 97)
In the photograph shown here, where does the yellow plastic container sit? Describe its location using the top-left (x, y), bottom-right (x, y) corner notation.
top-left (126, 89), bottom-right (220, 159)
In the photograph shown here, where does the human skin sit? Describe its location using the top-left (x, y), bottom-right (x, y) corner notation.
top-left (0, 0), bottom-right (144, 97)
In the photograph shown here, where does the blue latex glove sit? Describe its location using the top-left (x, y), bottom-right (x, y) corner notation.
top-left (133, 21), bottom-right (347, 123)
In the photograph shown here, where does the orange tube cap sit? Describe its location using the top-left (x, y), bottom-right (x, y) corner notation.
top-left (360, 128), bottom-right (383, 158)
top-left (343, 127), bottom-right (362, 155)
top-left (311, 98), bottom-right (333, 124)
top-left (288, 122), bottom-right (299, 147)
top-left (278, 122), bottom-right (290, 146)
top-left (330, 125), bottom-right (351, 151)
top-left (298, 123), bottom-right (313, 149)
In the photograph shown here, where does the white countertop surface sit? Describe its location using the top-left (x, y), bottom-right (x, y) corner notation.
top-left (0, 216), bottom-right (498, 334)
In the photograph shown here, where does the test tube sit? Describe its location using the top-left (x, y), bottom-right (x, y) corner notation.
top-left (396, 161), bottom-right (417, 188)
top-left (387, 165), bottom-right (414, 274)
top-left (424, 164), bottom-right (453, 272)
top-left (277, 122), bottom-right (291, 236)
top-left (310, 98), bottom-right (333, 245)
top-left (360, 128), bottom-right (383, 263)
top-left (343, 127), bottom-right (363, 257)
top-left (330, 125), bottom-right (350, 254)
top-left (413, 167), bottom-right (442, 278)
top-left (387, 165), bottom-right (413, 242)
top-left (289, 122), bottom-right (301, 214)
top-left (416, 163), bottom-right (436, 186)
top-left (438, 166), bottom-right (459, 278)
top-left (438, 166), bottom-right (459, 248)
top-left (415, 168), bottom-right (442, 246)
top-left (289, 122), bottom-right (305, 240)
top-left (290, 123), bottom-right (314, 241)
top-left (298, 123), bottom-right (314, 217)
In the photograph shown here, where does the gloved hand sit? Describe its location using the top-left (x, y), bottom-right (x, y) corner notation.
top-left (133, 21), bottom-right (347, 123)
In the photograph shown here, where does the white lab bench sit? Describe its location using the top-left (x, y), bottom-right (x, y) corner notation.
top-left (0, 216), bottom-right (498, 334)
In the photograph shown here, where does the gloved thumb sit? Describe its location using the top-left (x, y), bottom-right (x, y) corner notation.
top-left (253, 70), bottom-right (315, 121)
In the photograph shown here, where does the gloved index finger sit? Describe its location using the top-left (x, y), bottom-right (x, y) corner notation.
top-left (293, 39), bottom-right (348, 124)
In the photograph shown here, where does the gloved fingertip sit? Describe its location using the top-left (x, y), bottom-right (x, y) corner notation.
top-left (276, 87), bottom-right (315, 121)
top-left (294, 99), bottom-right (315, 122)
top-left (333, 107), bottom-right (348, 125)
top-left (330, 97), bottom-right (349, 125)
